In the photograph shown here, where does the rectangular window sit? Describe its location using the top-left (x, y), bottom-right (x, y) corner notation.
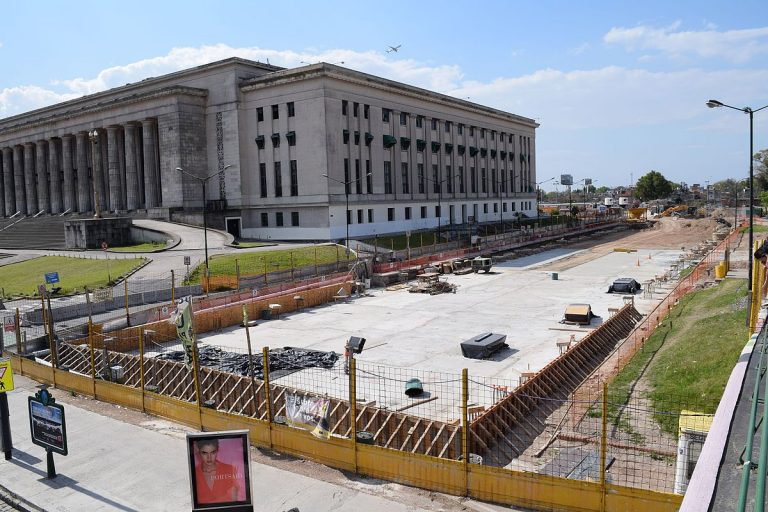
top-left (382, 109), bottom-right (391, 122)
top-left (354, 131), bottom-right (360, 145)
top-left (274, 162), bottom-right (282, 197)
top-left (366, 160), bottom-right (372, 194)
top-left (435, 205), bottom-right (441, 218)
top-left (287, 102), bottom-right (295, 117)
top-left (418, 163), bottom-right (425, 194)
top-left (261, 212), bottom-right (268, 227)
top-left (470, 126), bottom-right (475, 137)
top-left (431, 118), bottom-right (438, 130)
top-left (259, 163), bottom-right (267, 198)
top-left (458, 124), bottom-right (464, 135)
top-left (491, 169), bottom-right (497, 193)
top-left (481, 168), bottom-right (487, 193)
top-left (276, 212), bottom-right (283, 226)
top-left (290, 211), bottom-right (299, 226)
top-left (401, 163), bottom-right (409, 194)
top-left (491, 131), bottom-right (495, 141)
top-left (342, 100), bottom-right (348, 115)
top-left (446, 166), bottom-right (453, 193)
top-left (421, 206), bottom-right (427, 218)
top-left (432, 164), bottom-right (439, 194)
top-left (257, 107), bottom-right (264, 122)
top-left (493, 202), bottom-right (498, 213)
top-left (347, 209), bottom-right (352, 225)
top-left (471, 166), bottom-right (477, 193)
top-left (405, 206), bottom-right (412, 220)
top-left (416, 115), bottom-right (423, 128)
top-left (445, 121), bottom-right (451, 133)
top-left (388, 207), bottom-right (395, 221)
top-left (483, 203), bottom-right (488, 214)
top-left (353, 102), bottom-right (359, 117)
top-left (481, 128), bottom-right (485, 138)
top-left (344, 159), bottom-right (350, 195)
top-left (271, 104), bottom-right (279, 119)
top-left (343, 130), bottom-right (349, 144)
top-left (364, 104), bottom-right (369, 119)
top-left (384, 161), bottom-right (392, 194)
top-left (368, 208), bottom-right (374, 222)
top-left (290, 160), bottom-right (298, 196)
top-left (459, 166), bottom-right (465, 193)
top-left (400, 112), bottom-right (408, 125)
top-left (502, 202), bottom-right (508, 213)
top-left (355, 160), bottom-right (362, 194)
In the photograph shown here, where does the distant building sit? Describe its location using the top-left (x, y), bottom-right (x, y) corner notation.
top-left (0, 58), bottom-right (538, 240)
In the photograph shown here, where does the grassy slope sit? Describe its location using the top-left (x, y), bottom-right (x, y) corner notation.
top-left (608, 278), bottom-right (748, 434)
top-left (0, 255), bottom-right (145, 296)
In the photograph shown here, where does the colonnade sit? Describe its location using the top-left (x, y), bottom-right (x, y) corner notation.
top-left (0, 119), bottom-right (162, 217)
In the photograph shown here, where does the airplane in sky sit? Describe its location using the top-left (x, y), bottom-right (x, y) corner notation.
top-left (386, 45), bottom-right (401, 53)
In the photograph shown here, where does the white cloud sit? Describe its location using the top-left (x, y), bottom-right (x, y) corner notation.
top-left (604, 23), bottom-right (768, 63)
top-left (568, 43), bottom-right (590, 56)
top-left (0, 85), bottom-right (78, 118)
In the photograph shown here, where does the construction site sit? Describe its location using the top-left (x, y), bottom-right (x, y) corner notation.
top-left (4, 215), bottom-right (741, 511)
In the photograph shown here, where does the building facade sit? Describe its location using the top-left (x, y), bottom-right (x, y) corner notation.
top-left (0, 58), bottom-right (538, 241)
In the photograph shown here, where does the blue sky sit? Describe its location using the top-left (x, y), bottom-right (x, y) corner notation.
top-left (1, 0), bottom-right (767, 191)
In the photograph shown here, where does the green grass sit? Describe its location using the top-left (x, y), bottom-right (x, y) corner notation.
top-left (740, 225), bottom-right (768, 233)
top-left (110, 241), bottom-right (167, 252)
top-left (189, 245), bottom-right (354, 282)
top-left (361, 233), bottom-right (439, 251)
top-left (606, 278), bottom-right (748, 436)
top-left (0, 255), bottom-right (146, 297)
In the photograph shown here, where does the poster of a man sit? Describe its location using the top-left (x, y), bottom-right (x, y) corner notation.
top-left (187, 430), bottom-right (252, 511)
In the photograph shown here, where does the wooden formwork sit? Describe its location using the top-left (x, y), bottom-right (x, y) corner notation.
top-left (469, 303), bottom-right (643, 465)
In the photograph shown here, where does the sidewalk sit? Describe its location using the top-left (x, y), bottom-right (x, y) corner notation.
top-left (0, 375), bottom-right (503, 512)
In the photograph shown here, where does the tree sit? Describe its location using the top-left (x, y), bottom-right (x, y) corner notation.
top-left (635, 171), bottom-right (673, 201)
top-left (754, 149), bottom-right (768, 192)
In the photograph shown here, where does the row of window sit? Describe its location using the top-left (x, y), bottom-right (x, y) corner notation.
top-left (256, 102), bottom-right (295, 122)
top-left (344, 158), bottom-right (533, 196)
top-left (255, 131), bottom-right (296, 149)
top-left (342, 99), bottom-right (521, 143)
top-left (260, 211), bottom-right (300, 227)
top-left (259, 160), bottom-right (299, 198)
top-left (343, 200), bottom-right (531, 225)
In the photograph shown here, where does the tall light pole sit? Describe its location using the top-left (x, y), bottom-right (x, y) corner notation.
top-left (323, 172), bottom-right (371, 256)
top-left (88, 129), bottom-right (103, 218)
top-left (424, 173), bottom-right (460, 242)
top-left (707, 99), bottom-right (768, 295)
top-left (176, 164), bottom-right (234, 270)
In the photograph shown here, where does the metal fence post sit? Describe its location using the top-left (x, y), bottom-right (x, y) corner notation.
top-left (14, 308), bottom-right (20, 355)
top-left (139, 329), bottom-right (145, 413)
top-left (262, 346), bottom-right (273, 451)
top-left (124, 279), bottom-right (130, 326)
top-left (600, 382), bottom-right (608, 512)
top-left (350, 357), bottom-right (358, 472)
top-left (461, 368), bottom-right (469, 493)
top-left (171, 270), bottom-right (175, 304)
top-left (236, 259), bottom-right (240, 291)
top-left (88, 320), bottom-right (96, 396)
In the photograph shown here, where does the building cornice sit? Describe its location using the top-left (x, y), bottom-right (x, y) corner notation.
top-left (240, 63), bottom-right (539, 129)
top-left (0, 86), bottom-right (208, 136)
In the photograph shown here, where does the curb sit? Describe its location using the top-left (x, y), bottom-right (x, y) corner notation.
top-left (0, 481), bottom-right (46, 512)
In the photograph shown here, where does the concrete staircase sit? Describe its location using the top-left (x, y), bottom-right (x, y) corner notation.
top-left (0, 215), bottom-right (78, 249)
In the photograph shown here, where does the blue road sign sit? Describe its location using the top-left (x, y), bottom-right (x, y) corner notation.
top-left (44, 272), bottom-right (60, 284)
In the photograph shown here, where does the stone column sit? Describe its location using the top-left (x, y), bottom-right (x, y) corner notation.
top-left (61, 135), bottom-right (75, 212)
top-left (13, 146), bottom-right (26, 215)
top-left (24, 143), bottom-right (38, 214)
top-left (75, 132), bottom-right (91, 212)
top-left (107, 126), bottom-right (122, 210)
top-left (124, 123), bottom-right (139, 210)
top-left (3, 148), bottom-right (15, 216)
top-left (36, 140), bottom-right (49, 213)
top-left (141, 119), bottom-right (159, 208)
top-left (48, 138), bottom-right (62, 213)
top-left (117, 127), bottom-right (126, 209)
top-left (0, 152), bottom-right (4, 217)
top-left (90, 130), bottom-right (104, 217)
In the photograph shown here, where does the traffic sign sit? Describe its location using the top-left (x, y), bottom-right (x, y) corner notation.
top-left (45, 272), bottom-right (60, 284)
top-left (0, 358), bottom-right (15, 392)
top-left (101, 241), bottom-right (108, 250)
top-left (184, 255), bottom-right (191, 266)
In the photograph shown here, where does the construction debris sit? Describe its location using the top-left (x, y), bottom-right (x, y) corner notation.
top-left (408, 272), bottom-right (457, 295)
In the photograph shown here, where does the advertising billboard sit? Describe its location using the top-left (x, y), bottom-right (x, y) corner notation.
top-left (560, 174), bottom-right (573, 186)
top-left (187, 430), bottom-right (253, 512)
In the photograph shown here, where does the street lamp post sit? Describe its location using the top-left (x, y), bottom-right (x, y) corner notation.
top-left (88, 129), bottom-right (103, 218)
top-left (322, 172), bottom-right (372, 256)
top-left (706, 99), bottom-right (768, 296)
top-left (424, 173), bottom-right (460, 243)
top-left (176, 165), bottom-right (234, 270)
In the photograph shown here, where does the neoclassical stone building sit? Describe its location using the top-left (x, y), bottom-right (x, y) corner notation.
top-left (0, 57), bottom-right (538, 241)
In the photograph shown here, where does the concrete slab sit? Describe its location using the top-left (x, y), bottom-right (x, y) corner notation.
top-left (192, 247), bottom-right (682, 421)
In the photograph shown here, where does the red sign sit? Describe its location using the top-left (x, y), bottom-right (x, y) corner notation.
top-left (2, 317), bottom-right (14, 333)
